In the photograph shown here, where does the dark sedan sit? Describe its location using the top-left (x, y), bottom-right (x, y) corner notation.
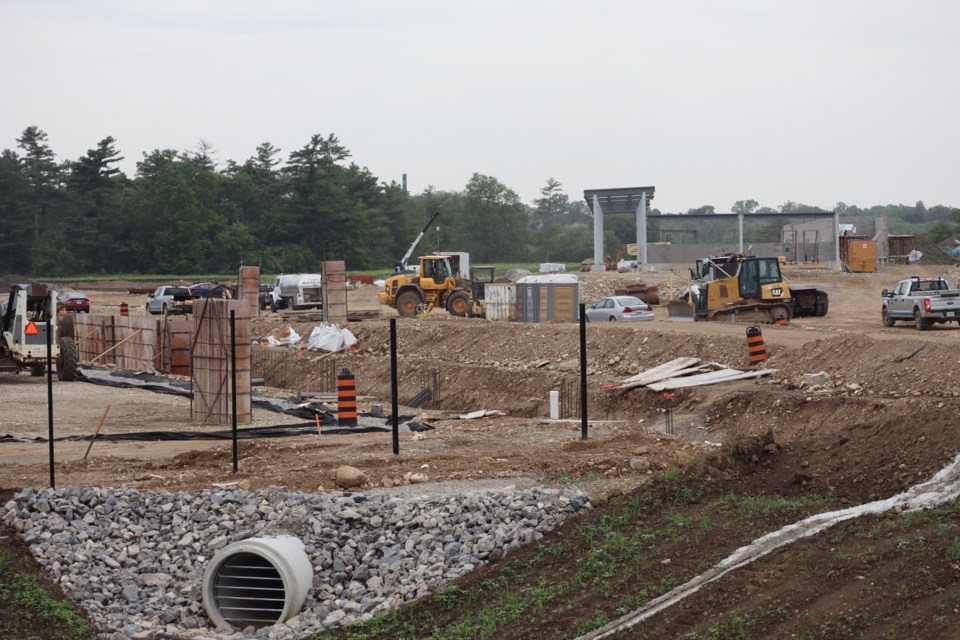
top-left (189, 282), bottom-right (234, 299)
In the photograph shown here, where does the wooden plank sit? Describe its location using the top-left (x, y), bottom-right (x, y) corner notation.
top-left (618, 357), bottom-right (701, 386)
top-left (648, 369), bottom-right (776, 391)
top-left (618, 365), bottom-right (710, 391)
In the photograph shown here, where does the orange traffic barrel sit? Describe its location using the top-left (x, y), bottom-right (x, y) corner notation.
top-left (746, 326), bottom-right (767, 366)
top-left (120, 302), bottom-right (129, 316)
top-left (337, 368), bottom-right (358, 427)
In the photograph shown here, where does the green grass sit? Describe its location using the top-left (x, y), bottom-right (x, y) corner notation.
top-left (0, 533), bottom-right (97, 640)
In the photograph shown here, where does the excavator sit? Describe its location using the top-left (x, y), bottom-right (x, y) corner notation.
top-left (667, 252), bottom-right (829, 323)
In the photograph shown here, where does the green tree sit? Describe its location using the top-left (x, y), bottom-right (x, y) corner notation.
top-left (67, 136), bottom-right (126, 272)
top-left (532, 178), bottom-right (568, 261)
top-left (16, 126), bottom-right (59, 246)
top-left (459, 173), bottom-right (527, 262)
top-left (0, 150), bottom-right (33, 274)
top-left (130, 159), bottom-right (221, 273)
top-left (732, 199), bottom-right (759, 215)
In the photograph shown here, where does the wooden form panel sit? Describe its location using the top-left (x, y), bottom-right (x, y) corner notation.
top-left (191, 299), bottom-right (251, 425)
top-left (322, 260), bottom-right (347, 325)
top-left (73, 314), bottom-right (163, 372)
top-left (236, 265), bottom-right (261, 318)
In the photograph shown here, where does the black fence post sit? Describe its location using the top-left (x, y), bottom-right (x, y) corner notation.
top-left (230, 309), bottom-right (238, 474)
top-left (579, 303), bottom-right (588, 441)
top-left (390, 318), bottom-right (399, 456)
top-left (46, 315), bottom-right (55, 488)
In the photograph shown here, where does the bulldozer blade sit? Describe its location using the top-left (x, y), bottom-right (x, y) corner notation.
top-left (667, 300), bottom-right (695, 322)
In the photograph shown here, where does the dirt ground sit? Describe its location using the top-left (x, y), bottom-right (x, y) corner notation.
top-left (2, 263), bottom-right (959, 497)
top-left (3, 264), bottom-right (960, 639)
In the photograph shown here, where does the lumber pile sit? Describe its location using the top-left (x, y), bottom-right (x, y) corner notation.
top-left (618, 357), bottom-right (775, 391)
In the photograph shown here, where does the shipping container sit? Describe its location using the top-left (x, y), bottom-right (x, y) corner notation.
top-left (840, 237), bottom-right (877, 272)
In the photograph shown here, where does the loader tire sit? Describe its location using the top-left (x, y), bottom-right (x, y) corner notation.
top-left (30, 364), bottom-right (45, 377)
top-left (397, 291), bottom-right (422, 318)
top-left (56, 336), bottom-right (78, 382)
top-left (446, 291), bottom-right (470, 317)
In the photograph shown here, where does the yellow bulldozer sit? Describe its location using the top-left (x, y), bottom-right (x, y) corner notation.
top-left (667, 253), bottom-right (828, 322)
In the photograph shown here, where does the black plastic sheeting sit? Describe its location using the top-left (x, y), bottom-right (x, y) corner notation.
top-left (0, 417), bottom-right (434, 443)
top-left (76, 369), bottom-right (340, 422)
top-left (0, 368), bottom-right (434, 444)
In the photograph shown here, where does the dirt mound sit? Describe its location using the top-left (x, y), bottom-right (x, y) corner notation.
top-left (0, 275), bottom-right (34, 290)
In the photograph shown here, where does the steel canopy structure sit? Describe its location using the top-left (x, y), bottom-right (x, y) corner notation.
top-left (583, 187), bottom-right (656, 270)
top-left (584, 185), bottom-right (842, 267)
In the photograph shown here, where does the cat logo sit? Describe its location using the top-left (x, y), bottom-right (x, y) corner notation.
top-left (771, 287), bottom-right (783, 297)
top-left (25, 321), bottom-right (39, 336)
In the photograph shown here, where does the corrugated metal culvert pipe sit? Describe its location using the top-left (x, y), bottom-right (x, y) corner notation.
top-left (202, 536), bottom-right (313, 629)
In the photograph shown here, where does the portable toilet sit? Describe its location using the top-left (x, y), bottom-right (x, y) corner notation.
top-left (515, 274), bottom-right (579, 322)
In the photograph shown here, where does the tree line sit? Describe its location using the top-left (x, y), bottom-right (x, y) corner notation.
top-left (0, 126), bottom-right (956, 277)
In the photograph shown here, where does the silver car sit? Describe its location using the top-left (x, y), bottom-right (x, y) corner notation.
top-left (585, 296), bottom-right (654, 322)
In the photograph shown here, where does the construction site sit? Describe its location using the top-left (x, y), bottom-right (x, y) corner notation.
top-left (2, 250), bottom-right (960, 638)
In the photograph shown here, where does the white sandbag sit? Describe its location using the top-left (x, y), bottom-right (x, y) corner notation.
top-left (309, 324), bottom-right (344, 352)
top-left (266, 327), bottom-right (301, 346)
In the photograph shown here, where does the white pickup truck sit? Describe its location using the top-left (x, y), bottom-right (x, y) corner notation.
top-left (881, 276), bottom-right (960, 330)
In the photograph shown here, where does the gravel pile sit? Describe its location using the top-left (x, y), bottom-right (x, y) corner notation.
top-left (1, 484), bottom-right (591, 639)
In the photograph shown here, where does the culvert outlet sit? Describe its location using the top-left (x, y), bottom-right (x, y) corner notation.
top-left (202, 536), bottom-right (313, 629)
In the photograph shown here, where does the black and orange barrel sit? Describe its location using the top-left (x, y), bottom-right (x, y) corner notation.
top-left (746, 326), bottom-right (767, 366)
top-left (337, 368), bottom-right (358, 427)
top-left (120, 302), bottom-right (129, 316)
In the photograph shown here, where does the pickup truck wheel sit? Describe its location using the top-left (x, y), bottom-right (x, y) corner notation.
top-left (882, 308), bottom-right (895, 327)
top-left (914, 309), bottom-right (928, 331)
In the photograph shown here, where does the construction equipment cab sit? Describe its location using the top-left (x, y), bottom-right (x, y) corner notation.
top-left (379, 255), bottom-right (481, 318)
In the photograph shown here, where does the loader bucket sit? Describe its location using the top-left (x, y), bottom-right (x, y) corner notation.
top-left (667, 300), bottom-right (695, 322)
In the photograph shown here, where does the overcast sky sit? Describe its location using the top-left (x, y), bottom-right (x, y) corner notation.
top-left (2, 0), bottom-right (958, 213)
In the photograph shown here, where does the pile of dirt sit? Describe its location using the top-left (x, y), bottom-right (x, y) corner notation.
top-left (0, 275), bottom-right (34, 290)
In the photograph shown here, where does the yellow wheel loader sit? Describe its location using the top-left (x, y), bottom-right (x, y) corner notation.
top-left (667, 253), bottom-right (828, 323)
top-left (379, 255), bottom-right (483, 318)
